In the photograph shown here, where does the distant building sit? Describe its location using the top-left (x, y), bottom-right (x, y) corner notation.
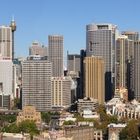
top-left (22, 55), bottom-right (52, 111)
top-left (1, 133), bottom-right (30, 140)
top-left (134, 41), bottom-right (140, 101)
top-left (106, 97), bottom-right (140, 120)
top-left (94, 130), bottom-right (103, 140)
top-left (64, 127), bottom-right (94, 140)
top-left (48, 35), bottom-right (63, 77)
top-left (67, 53), bottom-right (80, 76)
top-left (77, 97), bottom-right (98, 113)
top-left (86, 23), bottom-right (118, 101)
top-left (51, 77), bottom-right (71, 108)
top-left (108, 123), bottom-right (126, 140)
top-left (83, 109), bottom-right (99, 119)
top-left (17, 106), bottom-right (41, 125)
top-left (115, 35), bottom-right (134, 100)
top-left (0, 26), bottom-right (12, 59)
top-left (29, 41), bottom-right (47, 57)
top-left (79, 49), bottom-right (86, 99)
top-left (122, 31), bottom-right (139, 41)
top-left (84, 56), bottom-right (105, 104)
top-left (0, 59), bottom-right (13, 109)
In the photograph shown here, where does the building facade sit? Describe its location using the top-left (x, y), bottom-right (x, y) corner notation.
top-left (29, 41), bottom-right (47, 57)
top-left (0, 59), bottom-right (13, 109)
top-left (22, 55), bottom-right (52, 111)
top-left (0, 26), bottom-right (12, 59)
top-left (67, 53), bottom-right (80, 75)
top-left (108, 123), bottom-right (126, 140)
top-left (77, 97), bottom-right (98, 113)
top-left (115, 35), bottom-right (134, 89)
top-left (48, 35), bottom-right (63, 77)
top-left (17, 106), bottom-right (41, 125)
top-left (51, 77), bottom-right (71, 108)
top-left (122, 31), bottom-right (139, 41)
top-left (134, 41), bottom-right (140, 101)
top-left (86, 23), bottom-right (118, 100)
top-left (83, 56), bottom-right (105, 104)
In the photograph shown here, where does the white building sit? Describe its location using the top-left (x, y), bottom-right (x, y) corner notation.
top-left (108, 123), bottom-right (126, 140)
top-left (83, 109), bottom-right (100, 119)
top-left (0, 59), bottom-right (13, 109)
top-left (106, 97), bottom-right (140, 119)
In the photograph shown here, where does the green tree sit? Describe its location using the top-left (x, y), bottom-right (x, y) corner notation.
top-left (120, 120), bottom-right (140, 140)
top-left (2, 120), bottom-right (39, 140)
top-left (41, 112), bottom-right (51, 124)
top-left (2, 123), bottom-right (20, 133)
top-left (63, 120), bottom-right (75, 125)
top-left (18, 120), bottom-right (39, 140)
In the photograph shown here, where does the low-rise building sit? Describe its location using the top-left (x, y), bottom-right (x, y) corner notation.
top-left (17, 106), bottom-right (41, 125)
top-left (1, 133), bottom-right (30, 140)
top-left (93, 130), bottom-right (103, 140)
top-left (77, 97), bottom-right (98, 113)
top-left (83, 109), bottom-right (99, 119)
top-left (108, 123), bottom-right (126, 140)
top-left (106, 97), bottom-right (140, 119)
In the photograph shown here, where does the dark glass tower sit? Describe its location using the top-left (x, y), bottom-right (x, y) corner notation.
top-left (86, 23), bottom-right (117, 101)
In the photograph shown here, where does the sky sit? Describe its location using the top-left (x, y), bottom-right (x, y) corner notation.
top-left (0, 0), bottom-right (140, 58)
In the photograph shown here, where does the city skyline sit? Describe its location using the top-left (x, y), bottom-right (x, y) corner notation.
top-left (0, 0), bottom-right (140, 58)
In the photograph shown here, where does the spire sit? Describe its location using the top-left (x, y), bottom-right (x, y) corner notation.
top-left (12, 15), bottom-right (15, 22)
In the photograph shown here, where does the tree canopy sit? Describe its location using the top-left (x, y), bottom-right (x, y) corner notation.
top-left (120, 120), bottom-right (140, 140)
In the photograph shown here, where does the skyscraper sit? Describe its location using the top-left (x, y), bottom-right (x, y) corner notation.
top-left (0, 59), bottom-right (13, 109)
top-left (48, 35), bottom-right (63, 77)
top-left (83, 56), bottom-right (105, 104)
top-left (0, 26), bottom-right (12, 59)
top-left (29, 41), bottom-right (47, 57)
top-left (134, 41), bottom-right (140, 101)
top-left (115, 35), bottom-right (134, 89)
top-left (122, 31), bottom-right (139, 41)
top-left (86, 23), bottom-right (118, 100)
top-left (79, 49), bottom-right (86, 99)
top-left (67, 53), bottom-right (80, 75)
top-left (22, 55), bottom-right (52, 111)
top-left (121, 31), bottom-right (139, 100)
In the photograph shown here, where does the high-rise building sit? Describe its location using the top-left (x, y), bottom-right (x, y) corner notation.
top-left (86, 23), bottom-right (118, 101)
top-left (29, 41), bottom-right (47, 57)
top-left (79, 49), bottom-right (86, 99)
top-left (134, 41), bottom-right (140, 101)
top-left (51, 77), bottom-right (71, 108)
top-left (67, 53), bottom-right (80, 75)
top-left (0, 59), bottom-right (13, 109)
top-left (48, 35), bottom-right (63, 77)
top-left (122, 31), bottom-right (139, 41)
top-left (22, 55), bottom-right (52, 111)
top-left (83, 56), bottom-right (105, 104)
top-left (115, 35), bottom-right (134, 89)
top-left (0, 26), bottom-right (12, 59)
top-left (121, 31), bottom-right (139, 100)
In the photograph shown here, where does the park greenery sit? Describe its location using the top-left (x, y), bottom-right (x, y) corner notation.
top-left (2, 120), bottom-right (39, 139)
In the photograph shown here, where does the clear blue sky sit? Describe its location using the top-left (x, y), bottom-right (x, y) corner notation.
top-left (0, 0), bottom-right (140, 58)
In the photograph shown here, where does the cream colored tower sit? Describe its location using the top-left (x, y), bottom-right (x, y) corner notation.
top-left (84, 56), bottom-right (105, 104)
